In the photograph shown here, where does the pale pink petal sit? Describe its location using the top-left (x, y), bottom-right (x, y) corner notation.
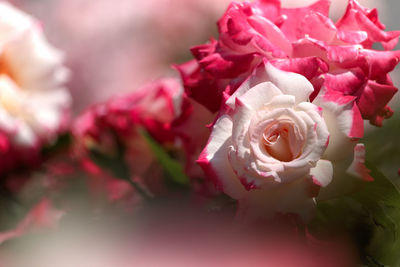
top-left (263, 62), bottom-right (314, 103)
top-left (228, 81), bottom-right (282, 110)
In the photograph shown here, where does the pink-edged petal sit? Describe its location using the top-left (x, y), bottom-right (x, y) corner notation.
top-left (197, 115), bottom-right (246, 199)
top-left (314, 88), bottom-right (363, 161)
top-left (310, 159), bottom-right (333, 187)
top-left (346, 143), bottom-right (373, 181)
top-left (230, 98), bottom-right (254, 159)
top-left (324, 70), bottom-right (366, 96)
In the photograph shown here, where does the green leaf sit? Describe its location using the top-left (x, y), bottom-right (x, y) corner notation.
top-left (139, 129), bottom-right (189, 186)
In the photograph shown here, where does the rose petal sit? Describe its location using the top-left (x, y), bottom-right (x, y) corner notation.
top-left (263, 62), bottom-right (314, 104)
top-left (346, 143), bottom-right (373, 181)
top-left (314, 87), bottom-right (363, 161)
top-left (310, 159), bottom-right (333, 187)
top-left (197, 115), bottom-right (246, 199)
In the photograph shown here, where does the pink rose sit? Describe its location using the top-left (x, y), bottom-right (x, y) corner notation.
top-left (198, 61), bottom-right (368, 220)
top-left (178, 0), bottom-right (399, 126)
top-left (73, 78), bottom-right (183, 198)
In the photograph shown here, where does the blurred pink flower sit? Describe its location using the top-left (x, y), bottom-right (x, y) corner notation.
top-left (73, 78), bottom-right (183, 199)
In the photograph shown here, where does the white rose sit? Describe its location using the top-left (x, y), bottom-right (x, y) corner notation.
top-left (198, 61), bottom-right (367, 221)
top-left (0, 2), bottom-right (71, 147)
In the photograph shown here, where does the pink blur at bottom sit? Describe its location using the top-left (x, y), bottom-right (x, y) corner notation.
top-left (0, 202), bottom-right (357, 267)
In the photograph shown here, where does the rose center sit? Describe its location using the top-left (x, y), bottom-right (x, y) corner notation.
top-left (262, 121), bottom-right (303, 162)
top-left (0, 53), bottom-right (18, 85)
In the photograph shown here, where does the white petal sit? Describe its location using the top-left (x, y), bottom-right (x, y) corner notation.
top-left (228, 81), bottom-right (282, 110)
top-left (310, 159), bottom-right (333, 187)
top-left (264, 62), bottom-right (314, 103)
top-left (198, 115), bottom-right (247, 199)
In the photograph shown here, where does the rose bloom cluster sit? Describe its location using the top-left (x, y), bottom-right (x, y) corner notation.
top-left (178, 0), bottom-right (399, 126)
top-left (72, 78), bottom-right (185, 199)
top-left (178, 0), bottom-right (399, 221)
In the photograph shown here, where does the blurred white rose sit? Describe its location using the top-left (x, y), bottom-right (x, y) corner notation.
top-left (0, 2), bottom-right (70, 147)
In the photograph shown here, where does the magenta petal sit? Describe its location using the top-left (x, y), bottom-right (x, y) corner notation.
top-left (270, 57), bottom-right (328, 80)
top-left (298, 11), bottom-right (337, 43)
top-left (336, 0), bottom-right (400, 49)
top-left (359, 49), bottom-right (400, 80)
top-left (356, 80), bottom-right (398, 126)
top-left (324, 71), bottom-right (366, 96)
top-left (175, 60), bottom-right (223, 113)
top-left (280, 0), bottom-right (331, 41)
top-left (336, 30), bottom-right (368, 44)
top-left (199, 52), bottom-right (256, 79)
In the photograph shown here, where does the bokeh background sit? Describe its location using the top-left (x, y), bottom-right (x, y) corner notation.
top-left (11, 0), bottom-right (395, 113)
top-left (1, 0), bottom-right (399, 266)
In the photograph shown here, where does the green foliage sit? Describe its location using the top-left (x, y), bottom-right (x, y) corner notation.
top-left (311, 163), bottom-right (400, 266)
top-left (361, 112), bottom-right (400, 187)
